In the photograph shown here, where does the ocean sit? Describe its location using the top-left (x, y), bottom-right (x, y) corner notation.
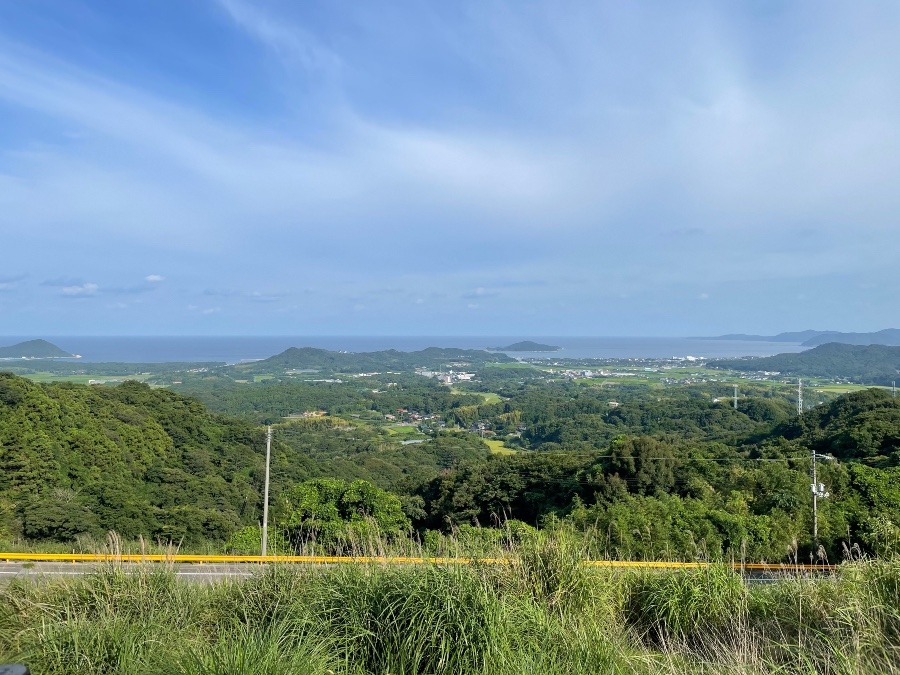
top-left (0, 336), bottom-right (806, 364)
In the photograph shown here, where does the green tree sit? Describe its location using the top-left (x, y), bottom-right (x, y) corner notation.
top-left (274, 478), bottom-right (409, 551)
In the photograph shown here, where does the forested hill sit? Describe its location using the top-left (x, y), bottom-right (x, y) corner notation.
top-left (710, 343), bottom-right (900, 384)
top-left (0, 373), bottom-right (491, 545)
top-left (0, 339), bottom-right (73, 358)
top-left (490, 341), bottom-right (560, 351)
top-left (236, 346), bottom-right (516, 373)
top-left (0, 374), bottom-right (265, 542)
top-left (774, 388), bottom-right (900, 463)
top-left (3, 368), bottom-right (900, 560)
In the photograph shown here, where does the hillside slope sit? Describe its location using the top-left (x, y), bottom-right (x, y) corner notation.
top-left (711, 343), bottom-right (900, 385)
top-left (0, 374), bottom-right (264, 542)
top-left (774, 388), bottom-right (900, 463)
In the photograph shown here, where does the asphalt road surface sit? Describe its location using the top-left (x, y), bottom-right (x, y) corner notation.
top-left (0, 561), bottom-right (259, 582)
top-left (0, 561), bottom-right (829, 585)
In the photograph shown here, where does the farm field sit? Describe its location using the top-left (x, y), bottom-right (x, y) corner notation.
top-left (484, 439), bottom-right (516, 455)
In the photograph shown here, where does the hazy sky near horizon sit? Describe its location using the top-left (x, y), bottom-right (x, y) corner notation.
top-left (1, 1), bottom-right (898, 336)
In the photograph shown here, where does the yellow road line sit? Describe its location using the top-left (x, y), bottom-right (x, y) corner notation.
top-left (0, 552), bottom-right (835, 572)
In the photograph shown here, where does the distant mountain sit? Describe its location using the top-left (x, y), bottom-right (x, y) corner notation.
top-left (710, 343), bottom-right (900, 385)
top-left (237, 346), bottom-right (516, 373)
top-left (490, 341), bottom-right (560, 352)
top-left (710, 329), bottom-right (900, 347)
top-left (711, 330), bottom-right (826, 343)
top-left (801, 329), bottom-right (900, 347)
top-left (0, 339), bottom-right (75, 359)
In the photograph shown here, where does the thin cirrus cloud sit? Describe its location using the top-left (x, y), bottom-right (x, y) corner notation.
top-left (0, 37), bottom-right (567, 267)
top-left (37, 276), bottom-right (162, 299)
top-left (0, 1), bottom-right (898, 334)
top-left (214, 0), bottom-right (340, 74)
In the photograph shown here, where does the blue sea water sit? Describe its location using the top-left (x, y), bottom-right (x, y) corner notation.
top-left (0, 336), bottom-right (806, 364)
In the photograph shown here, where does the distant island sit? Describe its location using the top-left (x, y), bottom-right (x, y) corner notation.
top-left (236, 346), bottom-right (516, 373)
top-left (0, 339), bottom-right (77, 359)
top-left (710, 330), bottom-right (825, 343)
top-left (800, 329), bottom-right (900, 347)
top-left (710, 329), bottom-right (900, 347)
top-left (490, 341), bottom-right (561, 352)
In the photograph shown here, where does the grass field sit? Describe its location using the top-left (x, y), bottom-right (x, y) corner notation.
top-left (812, 384), bottom-right (876, 394)
top-left (476, 392), bottom-right (503, 403)
top-left (482, 361), bottom-right (538, 369)
top-left (384, 425), bottom-right (419, 435)
top-left (484, 439), bottom-right (517, 455)
top-left (451, 388), bottom-right (504, 403)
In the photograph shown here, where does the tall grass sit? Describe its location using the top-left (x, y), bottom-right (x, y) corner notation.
top-left (623, 564), bottom-right (747, 647)
top-left (2, 537), bottom-right (900, 674)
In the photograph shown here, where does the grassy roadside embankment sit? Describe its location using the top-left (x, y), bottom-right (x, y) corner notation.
top-left (2, 531), bottom-right (899, 674)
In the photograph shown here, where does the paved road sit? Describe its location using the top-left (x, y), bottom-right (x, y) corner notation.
top-left (0, 561), bottom-right (832, 584)
top-left (0, 562), bottom-right (259, 582)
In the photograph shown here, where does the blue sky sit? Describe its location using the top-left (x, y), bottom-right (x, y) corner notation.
top-left (1, 1), bottom-right (898, 336)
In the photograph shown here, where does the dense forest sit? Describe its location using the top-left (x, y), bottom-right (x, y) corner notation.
top-left (2, 369), bottom-right (900, 562)
top-left (0, 374), bottom-right (264, 543)
top-left (176, 372), bottom-right (484, 424)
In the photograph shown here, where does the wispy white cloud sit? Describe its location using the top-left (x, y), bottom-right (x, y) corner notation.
top-left (61, 282), bottom-right (99, 297)
top-left (462, 287), bottom-right (499, 300)
top-left (214, 0), bottom-right (340, 73)
top-left (1, 2), bottom-right (899, 333)
top-left (0, 38), bottom-right (569, 252)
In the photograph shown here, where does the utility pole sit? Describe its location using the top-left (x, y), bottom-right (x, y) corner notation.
top-left (812, 445), bottom-right (818, 543)
top-left (796, 378), bottom-right (829, 548)
top-left (811, 450), bottom-right (831, 547)
top-left (733, 385), bottom-right (738, 410)
top-left (261, 426), bottom-right (272, 556)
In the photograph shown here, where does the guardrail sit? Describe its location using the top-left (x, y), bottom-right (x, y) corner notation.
top-left (0, 552), bottom-right (836, 572)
